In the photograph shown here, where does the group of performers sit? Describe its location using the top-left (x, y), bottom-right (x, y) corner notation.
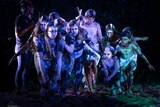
top-left (12, 0), bottom-right (155, 99)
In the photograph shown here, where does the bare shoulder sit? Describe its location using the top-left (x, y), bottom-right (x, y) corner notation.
top-left (130, 43), bottom-right (137, 48)
top-left (93, 21), bottom-right (100, 26)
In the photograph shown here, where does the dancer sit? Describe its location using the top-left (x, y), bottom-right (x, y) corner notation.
top-left (115, 31), bottom-right (155, 94)
top-left (101, 46), bottom-right (123, 96)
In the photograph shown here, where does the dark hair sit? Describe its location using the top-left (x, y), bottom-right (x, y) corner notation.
top-left (121, 26), bottom-right (133, 38)
top-left (44, 21), bottom-right (57, 39)
top-left (68, 19), bottom-right (79, 27)
top-left (58, 27), bottom-right (67, 35)
top-left (45, 21), bottom-right (55, 30)
top-left (105, 23), bottom-right (115, 31)
top-left (106, 46), bottom-right (115, 54)
top-left (120, 30), bottom-right (132, 39)
top-left (122, 26), bottom-right (133, 33)
top-left (85, 9), bottom-right (96, 18)
top-left (41, 15), bottom-right (50, 22)
top-left (20, 0), bottom-right (33, 12)
top-left (49, 12), bottom-right (60, 20)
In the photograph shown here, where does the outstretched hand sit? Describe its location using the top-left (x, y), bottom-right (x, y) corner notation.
top-left (148, 64), bottom-right (155, 71)
top-left (141, 37), bottom-right (149, 41)
top-left (77, 7), bottom-right (82, 16)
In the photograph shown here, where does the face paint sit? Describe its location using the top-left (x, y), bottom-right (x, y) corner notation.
top-left (47, 26), bottom-right (58, 39)
top-left (104, 47), bottom-right (112, 59)
top-left (70, 25), bottom-right (79, 36)
top-left (106, 30), bottom-right (113, 38)
top-left (121, 37), bottom-right (130, 46)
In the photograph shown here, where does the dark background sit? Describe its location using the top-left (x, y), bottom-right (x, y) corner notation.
top-left (0, 0), bottom-right (160, 91)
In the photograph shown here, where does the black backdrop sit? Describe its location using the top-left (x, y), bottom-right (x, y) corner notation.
top-left (0, 0), bottom-right (160, 91)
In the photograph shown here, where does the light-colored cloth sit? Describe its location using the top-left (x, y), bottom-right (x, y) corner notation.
top-left (120, 52), bottom-right (137, 71)
top-left (84, 43), bottom-right (101, 65)
top-left (119, 52), bottom-right (137, 83)
top-left (74, 49), bottom-right (84, 59)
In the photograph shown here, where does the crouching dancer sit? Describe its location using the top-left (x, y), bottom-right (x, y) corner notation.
top-left (33, 21), bottom-right (64, 97)
top-left (101, 46), bottom-right (123, 96)
top-left (115, 31), bottom-right (155, 94)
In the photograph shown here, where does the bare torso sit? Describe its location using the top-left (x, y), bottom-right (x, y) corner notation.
top-left (82, 22), bottom-right (102, 44)
top-left (118, 44), bottom-right (137, 59)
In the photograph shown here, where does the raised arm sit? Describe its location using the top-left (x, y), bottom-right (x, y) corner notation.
top-left (58, 17), bottom-right (68, 27)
